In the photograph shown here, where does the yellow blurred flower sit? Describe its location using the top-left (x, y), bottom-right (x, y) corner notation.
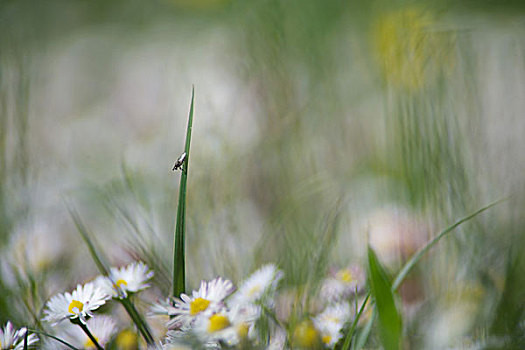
top-left (372, 7), bottom-right (454, 90)
top-left (292, 320), bottom-right (322, 349)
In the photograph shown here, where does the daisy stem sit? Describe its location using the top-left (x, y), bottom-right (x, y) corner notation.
top-left (77, 322), bottom-right (104, 350)
top-left (172, 87), bottom-right (194, 297)
top-left (120, 297), bottom-right (155, 345)
top-left (23, 326), bottom-right (28, 350)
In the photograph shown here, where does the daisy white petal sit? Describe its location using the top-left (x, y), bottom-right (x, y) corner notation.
top-left (312, 303), bottom-right (352, 348)
top-left (166, 278), bottom-right (235, 329)
top-left (58, 316), bottom-right (117, 349)
top-left (43, 282), bottom-right (110, 325)
top-left (319, 265), bottom-right (365, 303)
top-left (230, 264), bottom-right (283, 307)
top-left (191, 303), bottom-right (260, 347)
top-left (95, 261), bottom-right (154, 298)
top-left (0, 322), bottom-right (38, 350)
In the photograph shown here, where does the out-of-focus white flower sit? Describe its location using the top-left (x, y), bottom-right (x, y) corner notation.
top-left (230, 264), bottom-right (283, 307)
top-left (312, 303), bottom-right (352, 348)
top-left (9, 223), bottom-right (65, 274)
top-left (194, 303), bottom-right (259, 347)
top-left (95, 261), bottom-right (154, 298)
top-left (43, 282), bottom-right (110, 325)
top-left (266, 326), bottom-right (287, 350)
top-left (161, 342), bottom-right (193, 350)
top-left (367, 208), bottom-right (428, 267)
top-left (161, 278), bottom-right (235, 329)
top-left (59, 316), bottom-right (117, 349)
top-left (192, 303), bottom-right (259, 348)
top-left (0, 321), bottom-right (38, 350)
top-left (319, 265), bottom-right (365, 303)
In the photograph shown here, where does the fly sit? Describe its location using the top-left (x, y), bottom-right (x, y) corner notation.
top-left (172, 152), bottom-right (187, 171)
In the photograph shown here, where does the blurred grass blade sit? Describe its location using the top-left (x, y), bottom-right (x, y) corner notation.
top-left (68, 205), bottom-right (155, 345)
top-left (67, 206), bottom-right (110, 276)
top-left (355, 308), bottom-right (376, 350)
top-left (356, 200), bottom-right (504, 349)
top-left (368, 247), bottom-right (402, 350)
top-left (172, 86), bottom-right (195, 297)
top-left (392, 198), bottom-right (505, 290)
top-left (341, 292), bottom-right (370, 350)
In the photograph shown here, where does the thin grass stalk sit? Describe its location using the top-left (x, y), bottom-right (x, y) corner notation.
top-left (67, 206), bottom-right (110, 276)
top-left (349, 199), bottom-right (504, 349)
top-left (391, 198), bottom-right (506, 290)
top-left (67, 206), bottom-right (155, 345)
top-left (28, 329), bottom-right (80, 350)
top-left (341, 293), bottom-right (370, 350)
top-left (172, 87), bottom-right (195, 297)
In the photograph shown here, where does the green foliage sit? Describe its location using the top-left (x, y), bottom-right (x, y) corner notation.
top-left (367, 247), bottom-right (402, 350)
top-left (173, 87), bottom-right (195, 297)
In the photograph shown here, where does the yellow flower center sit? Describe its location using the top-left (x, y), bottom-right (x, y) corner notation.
top-left (116, 279), bottom-right (128, 287)
top-left (115, 329), bottom-right (138, 350)
top-left (248, 285), bottom-right (262, 297)
top-left (190, 297), bottom-right (211, 315)
top-left (292, 321), bottom-right (320, 348)
top-left (84, 336), bottom-right (100, 349)
top-left (237, 323), bottom-right (250, 338)
top-left (68, 300), bottom-right (84, 314)
top-left (336, 269), bottom-right (353, 283)
top-left (207, 314), bottom-right (231, 333)
top-left (322, 335), bottom-right (332, 344)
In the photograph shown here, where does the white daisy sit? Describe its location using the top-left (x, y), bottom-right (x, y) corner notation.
top-left (95, 261), bottom-right (154, 298)
top-left (164, 278), bottom-right (235, 329)
top-left (319, 265), bottom-right (365, 303)
top-left (230, 264), bottom-right (283, 306)
top-left (43, 282), bottom-right (110, 325)
top-left (312, 302), bottom-right (352, 348)
top-left (0, 322), bottom-right (38, 350)
top-left (58, 316), bottom-right (117, 349)
top-left (190, 302), bottom-right (260, 348)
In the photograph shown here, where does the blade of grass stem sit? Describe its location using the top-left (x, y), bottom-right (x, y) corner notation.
top-left (67, 206), bottom-right (110, 276)
top-left (392, 198), bottom-right (505, 290)
top-left (341, 292), bottom-right (371, 350)
top-left (68, 205), bottom-right (155, 345)
top-left (172, 87), bottom-right (195, 297)
top-left (354, 199), bottom-right (504, 349)
top-left (355, 308), bottom-right (376, 350)
top-left (28, 329), bottom-right (80, 350)
top-left (368, 247), bottom-right (402, 350)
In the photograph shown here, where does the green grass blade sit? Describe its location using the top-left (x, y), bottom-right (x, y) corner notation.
top-left (68, 205), bottom-right (155, 345)
top-left (67, 206), bottom-right (110, 276)
top-left (367, 247), bottom-right (402, 350)
top-left (172, 87), bottom-right (195, 297)
top-left (354, 308), bottom-right (376, 350)
top-left (354, 199), bottom-right (504, 349)
top-left (392, 198), bottom-right (505, 290)
top-left (341, 292), bottom-right (371, 350)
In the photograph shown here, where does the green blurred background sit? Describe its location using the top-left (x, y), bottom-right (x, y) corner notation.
top-left (1, 0), bottom-right (525, 348)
